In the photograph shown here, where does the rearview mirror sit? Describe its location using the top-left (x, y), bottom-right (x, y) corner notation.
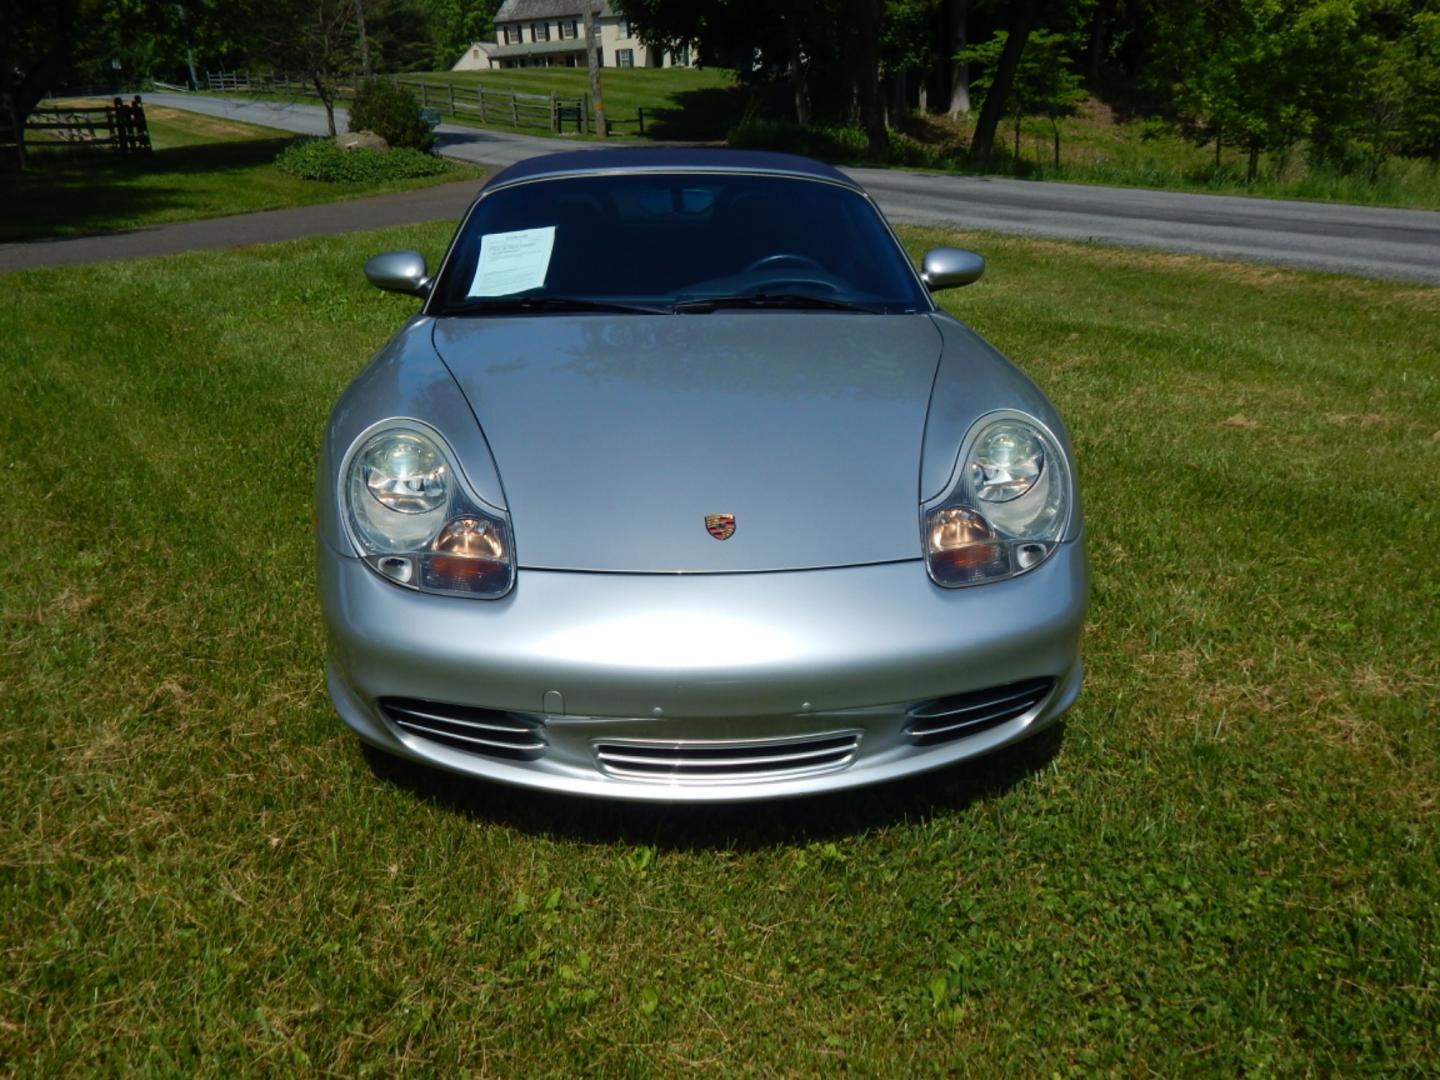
top-left (920, 248), bottom-right (985, 291)
top-left (365, 250), bottom-right (430, 297)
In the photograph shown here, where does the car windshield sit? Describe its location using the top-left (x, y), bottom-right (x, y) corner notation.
top-left (431, 172), bottom-right (931, 316)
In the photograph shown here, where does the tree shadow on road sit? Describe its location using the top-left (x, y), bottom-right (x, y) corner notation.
top-left (1, 135), bottom-right (298, 243)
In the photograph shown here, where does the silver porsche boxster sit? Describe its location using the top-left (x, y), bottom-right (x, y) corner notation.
top-left (316, 148), bottom-right (1087, 802)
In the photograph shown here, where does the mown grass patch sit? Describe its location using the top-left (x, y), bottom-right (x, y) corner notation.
top-left (0, 227), bottom-right (1436, 1073)
top-left (0, 105), bottom-right (480, 243)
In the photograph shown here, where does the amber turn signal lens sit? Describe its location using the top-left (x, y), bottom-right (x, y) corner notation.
top-left (420, 553), bottom-right (510, 595)
top-left (934, 543), bottom-right (1005, 570)
top-left (432, 517), bottom-right (506, 560)
top-left (926, 507), bottom-right (996, 554)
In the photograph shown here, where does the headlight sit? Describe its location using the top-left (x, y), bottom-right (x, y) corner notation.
top-left (343, 425), bottom-right (514, 599)
top-left (925, 415), bottom-right (1071, 588)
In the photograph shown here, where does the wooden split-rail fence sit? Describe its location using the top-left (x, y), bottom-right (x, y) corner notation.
top-left (200, 70), bottom-right (643, 136)
top-left (5, 95), bottom-right (152, 167)
top-left (395, 78), bottom-right (646, 136)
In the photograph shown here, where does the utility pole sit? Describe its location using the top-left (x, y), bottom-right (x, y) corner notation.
top-left (582, 4), bottom-right (607, 138)
top-left (356, 0), bottom-right (371, 79)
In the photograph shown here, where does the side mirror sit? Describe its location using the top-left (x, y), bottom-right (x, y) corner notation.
top-left (365, 250), bottom-right (430, 297)
top-left (920, 247), bottom-right (985, 291)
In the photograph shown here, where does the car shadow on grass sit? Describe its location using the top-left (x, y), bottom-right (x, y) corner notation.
top-left (360, 723), bottom-right (1064, 850)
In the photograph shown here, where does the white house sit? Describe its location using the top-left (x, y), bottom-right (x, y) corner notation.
top-left (452, 1), bottom-right (693, 71)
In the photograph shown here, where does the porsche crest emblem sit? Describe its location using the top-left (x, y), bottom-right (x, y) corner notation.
top-left (704, 513), bottom-right (736, 541)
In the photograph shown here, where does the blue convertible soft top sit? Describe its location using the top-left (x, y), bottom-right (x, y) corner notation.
top-left (480, 146), bottom-right (862, 193)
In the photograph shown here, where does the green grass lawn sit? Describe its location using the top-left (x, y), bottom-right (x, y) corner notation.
top-left (0, 105), bottom-right (481, 243)
top-left (1, 228), bottom-right (1436, 1072)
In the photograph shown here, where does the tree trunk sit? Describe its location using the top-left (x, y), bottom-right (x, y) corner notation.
top-left (314, 71), bottom-right (337, 135)
top-left (791, 61), bottom-right (811, 124)
top-left (1215, 132), bottom-right (1222, 169)
top-left (787, 25), bottom-right (810, 125)
top-left (6, 20), bottom-right (80, 163)
top-left (969, 0), bottom-right (1035, 161)
top-left (355, 0), bottom-right (370, 79)
top-left (583, 6), bottom-right (606, 137)
top-left (1014, 111), bottom-right (1021, 159)
top-left (1087, 0), bottom-right (1113, 89)
top-left (853, 0), bottom-right (886, 155)
top-left (947, 0), bottom-right (971, 116)
top-left (1051, 111), bottom-right (1060, 168)
top-left (890, 70), bottom-right (907, 129)
top-left (1247, 142), bottom-right (1259, 183)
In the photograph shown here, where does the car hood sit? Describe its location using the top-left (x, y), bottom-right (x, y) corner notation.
top-left (432, 313), bottom-right (943, 572)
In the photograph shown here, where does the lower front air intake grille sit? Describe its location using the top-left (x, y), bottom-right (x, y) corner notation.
top-left (906, 678), bottom-right (1054, 746)
top-left (594, 731), bottom-right (860, 784)
top-left (380, 698), bottom-right (547, 760)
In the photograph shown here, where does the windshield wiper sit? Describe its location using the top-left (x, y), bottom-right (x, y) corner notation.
top-left (441, 296), bottom-right (670, 316)
top-left (672, 292), bottom-right (885, 314)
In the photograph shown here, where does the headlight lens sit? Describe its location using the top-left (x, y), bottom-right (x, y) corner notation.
top-left (361, 432), bottom-right (448, 514)
top-left (344, 426), bottom-right (514, 599)
top-left (925, 415), bottom-right (1071, 588)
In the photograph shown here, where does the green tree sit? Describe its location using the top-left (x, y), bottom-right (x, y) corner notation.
top-left (1150, 0), bottom-right (1376, 181)
top-left (241, 0), bottom-right (367, 134)
top-left (962, 26), bottom-right (1085, 165)
top-left (881, 0), bottom-right (940, 125)
top-left (411, 0), bottom-right (501, 70)
top-left (617, 0), bottom-right (889, 153)
top-left (965, 0), bottom-right (1037, 160)
top-left (1, 0), bottom-right (91, 142)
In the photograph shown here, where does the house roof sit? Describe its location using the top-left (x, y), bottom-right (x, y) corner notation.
top-left (487, 39), bottom-right (590, 59)
top-left (494, 0), bottom-right (613, 22)
top-left (480, 148), bottom-right (864, 194)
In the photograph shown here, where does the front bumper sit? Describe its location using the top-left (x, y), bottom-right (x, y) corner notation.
top-left (319, 538), bottom-right (1087, 802)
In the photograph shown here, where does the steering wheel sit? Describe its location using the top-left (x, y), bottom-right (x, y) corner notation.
top-left (745, 253), bottom-right (825, 274)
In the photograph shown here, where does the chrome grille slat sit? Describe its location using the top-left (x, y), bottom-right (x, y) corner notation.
top-left (393, 718), bottom-right (547, 755)
top-left (594, 732), bottom-right (860, 783)
top-left (384, 703), bottom-right (537, 738)
top-left (598, 743), bottom-right (854, 769)
top-left (909, 683), bottom-right (1046, 721)
top-left (907, 679), bottom-right (1054, 746)
top-left (380, 698), bottom-right (547, 760)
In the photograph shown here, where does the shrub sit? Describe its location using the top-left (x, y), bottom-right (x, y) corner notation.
top-left (274, 138), bottom-right (449, 183)
top-left (348, 79), bottom-right (434, 151)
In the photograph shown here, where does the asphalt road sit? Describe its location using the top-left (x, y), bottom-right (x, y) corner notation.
top-left (25, 93), bottom-right (1440, 284)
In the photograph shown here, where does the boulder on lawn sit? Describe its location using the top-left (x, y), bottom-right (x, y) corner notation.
top-left (336, 131), bottom-right (389, 152)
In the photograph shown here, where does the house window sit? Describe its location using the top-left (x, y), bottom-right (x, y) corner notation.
top-left (617, 19), bottom-right (630, 38)
top-left (560, 19), bottom-right (577, 40)
top-left (473, 48), bottom-right (480, 58)
top-left (532, 22), bottom-right (550, 42)
top-left (503, 25), bottom-right (521, 45)
top-left (674, 44), bottom-right (690, 66)
top-left (616, 48), bottom-right (634, 68)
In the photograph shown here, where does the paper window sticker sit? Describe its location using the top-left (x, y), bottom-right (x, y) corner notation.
top-left (468, 226), bottom-right (557, 297)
